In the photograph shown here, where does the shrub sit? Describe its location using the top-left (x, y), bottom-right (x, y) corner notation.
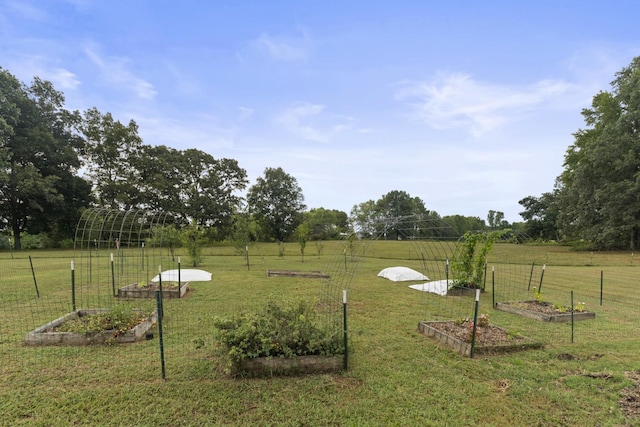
top-left (212, 297), bottom-right (343, 374)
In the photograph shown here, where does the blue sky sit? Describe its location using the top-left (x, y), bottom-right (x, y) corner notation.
top-left (1, 1), bottom-right (639, 222)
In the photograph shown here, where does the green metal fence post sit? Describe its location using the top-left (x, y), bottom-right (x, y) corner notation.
top-left (111, 253), bottom-right (116, 297)
top-left (491, 266), bottom-right (495, 308)
top-left (29, 256), bottom-right (40, 298)
top-left (156, 290), bottom-right (166, 380)
top-left (470, 289), bottom-right (480, 358)
top-left (71, 260), bottom-right (76, 311)
top-left (571, 290), bottom-right (574, 343)
top-left (178, 257), bottom-right (182, 298)
top-left (343, 290), bottom-right (348, 370)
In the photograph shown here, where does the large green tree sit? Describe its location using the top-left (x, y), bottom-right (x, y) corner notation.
top-left (246, 167), bottom-right (306, 241)
top-left (556, 56), bottom-right (640, 249)
top-left (0, 70), bottom-right (90, 248)
top-left (135, 146), bottom-right (248, 237)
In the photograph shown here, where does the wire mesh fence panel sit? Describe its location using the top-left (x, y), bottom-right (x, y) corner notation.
top-left (4, 221), bottom-right (640, 382)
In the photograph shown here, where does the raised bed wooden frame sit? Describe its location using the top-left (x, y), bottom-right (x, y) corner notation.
top-left (117, 282), bottom-right (189, 299)
top-left (240, 355), bottom-right (343, 376)
top-left (418, 321), bottom-right (543, 357)
top-left (24, 309), bottom-right (157, 346)
top-left (266, 270), bottom-right (329, 278)
top-left (495, 301), bottom-right (596, 322)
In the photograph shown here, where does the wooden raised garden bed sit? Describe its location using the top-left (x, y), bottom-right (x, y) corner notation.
top-left (118, 282), bottom-right (189, 299)
top-left (266, 270), bottom-right (329, 278)
top-left (418, 321), bottom-right (543, 357)
top-left (495, 301), bottom-right (596, 322)
top-left (24, 309), bottom-right (157, 346)
top-left (240, 355), bottom-right (343, 376)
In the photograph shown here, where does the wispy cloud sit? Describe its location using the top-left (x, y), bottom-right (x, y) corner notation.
top-left (4, 0), bottom-right (47, 21)
top-left (4, 53), bottom-right (81, 90)
top-left (275, 102), bottom-right (352, 142)
top-left (395, 73), bottom-right (574, 137)
top-left (244, 27), bottom-right (311, 62)
top-left (84, 46), bottom-right (157, 100)
top-left (47, 67), bottom-right (81, 90)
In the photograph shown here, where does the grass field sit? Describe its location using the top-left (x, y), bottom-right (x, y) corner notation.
top-left (1, 241), bottom-right (640, 426)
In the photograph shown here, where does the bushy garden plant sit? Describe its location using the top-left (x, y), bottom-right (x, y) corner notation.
top-left (212, 297), bottom-right (343, 373)
top-left (56, 306), bottom-right (152, 337)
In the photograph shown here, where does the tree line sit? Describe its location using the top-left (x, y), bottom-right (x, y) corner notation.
top-left (0, 66), bottom-right (512, 250)
top-left (519, 56), bottom-right (640, 250)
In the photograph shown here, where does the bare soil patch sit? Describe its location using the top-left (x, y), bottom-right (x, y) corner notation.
top-left (426, 321), bottom-right (520, 346)
top-left (620, 371), bottom-right (640, 418)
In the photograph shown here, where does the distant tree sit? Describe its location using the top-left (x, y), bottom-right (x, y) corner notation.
top-left (175, 149), bottom-right (247, 236)
top-left (556, 56), bottom-right (640, 249)
top-left (82, 107), bottom-right (143, 209)
top-left (349, 200), bottom-right (381, 237)
top-left (295, 222), bottom-right (310, 263)
top-left (302, 207), bottom-right (348, 239)
top-left (487, 210), bottom-right (509, 229)
top-left (518, 192), bottom-right (559, 240)
top-left (246, 167), bottom-right (306, 241)
top-left (135, 144), bottom-right (184, 215)
top-left (350, 191), bottom-right (439, 239)
top-left (441, 215), bottom-right (486, 236)
top-left (231, 211), bottom-right (260, 253)
top-left (132, 145), bottom-right (248, 238)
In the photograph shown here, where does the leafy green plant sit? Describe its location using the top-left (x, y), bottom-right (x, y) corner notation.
top-left (451, 230), bottom-right (506, 288)
top-left (136, 280), bottom-right (178, 289)
top-left (552, 303), bottom-right (568, 313)
top-left (56, 307), bottom-right (151, 337)
top-left (574, 302), bottom-right (586, 312)
top-left (212, 297), bottom-right (343, 374)
top-left (532, 286), bottom-right (544, 303)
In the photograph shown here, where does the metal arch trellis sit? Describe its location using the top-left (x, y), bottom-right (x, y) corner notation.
top-left (317, 218), bottom-right (543, 344)
top-left (72, 208), bottom-right (175, 308)
top-left (316, 215), bottom-right (461, 330)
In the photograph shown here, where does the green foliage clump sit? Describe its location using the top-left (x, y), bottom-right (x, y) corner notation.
top-left (57, 307), bottom-right (151, 337)
top-left (532, 286), bottom-right (544, 303)
top-left (183, 221), bottom-right (206, 267)
top-left (451, 230), bottom-right (506, 288)
top-left (212, 298), bottom-right (343, 373)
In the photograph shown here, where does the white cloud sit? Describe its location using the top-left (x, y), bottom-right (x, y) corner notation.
top-left (47, 67), bottom-right (81, 90)
top-left (245, 27), bottom-right (311, 62)
top-left (275, 102), bottom-right (352, 142)
top-left (395, 73), bottom-right (575, 137)
top-left (84, 46), bottom-right (157, 100)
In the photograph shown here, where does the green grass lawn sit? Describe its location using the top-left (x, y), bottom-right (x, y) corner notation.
top-left (1, 242), bottom-right (640, 426)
